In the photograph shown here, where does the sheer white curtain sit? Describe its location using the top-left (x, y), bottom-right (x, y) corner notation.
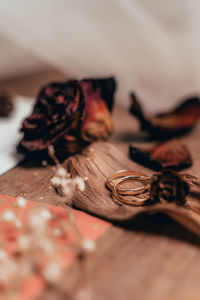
top-left (0, 0), bottom-right (200, 109)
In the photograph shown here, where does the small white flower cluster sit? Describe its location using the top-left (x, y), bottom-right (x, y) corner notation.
top-left (48, 144), bottom-right (85, 200)
top-left (0, 254), bottom-right (18, 284)
top-left (0, 197), bottom-right (63, 294)
top-left (0, 145), bottom-right (95, 296)
top-left (0, 193), bottom-right (96, 296)
top-left (50, 165), bottom-right (85, 198)
top-left (48, 145), bottom-right (96, 254)
top-left (0, 196), bottom-right (27, 229)
top-left (42, 261), bottom-right (62, 283)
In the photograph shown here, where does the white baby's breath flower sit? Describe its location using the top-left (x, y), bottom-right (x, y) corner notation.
top-left (73, 177), bottom-right (85, 192)
top-left (28, 208), bottom-right (50, 233)
top-left (16, 196), bottom-right (27, 207)
top-left (81, 239), bottom-right (96, 252)
top-left (56, 167), bottom-right (67, 177)
top-left (42, 261), bottom-right (62, 283)
top-left (17, 235), bottom-right (32, 251)
top-left (50, 176), bottom-right (61, 187)
top-left (60, 177), bottom-right (70, 187)
top-left (39, 208), bottom-right (51, 221)
top-left (41, 160), bottom-right (48, 166)
top-left (2, 210), bottom-right (16, 222)
top-left (0, 258), bottom-right (18, 283)
top-left (0, 249), bottom-right (7, 261)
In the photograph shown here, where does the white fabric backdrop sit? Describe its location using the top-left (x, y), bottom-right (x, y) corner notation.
top-left (0, 0), bottom-right (200, 110)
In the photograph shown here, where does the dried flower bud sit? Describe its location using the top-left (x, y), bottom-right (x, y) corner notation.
top-left (79, 79), bottom-right (114, 142)
top-left (150, 169), bottom-right (189, 205)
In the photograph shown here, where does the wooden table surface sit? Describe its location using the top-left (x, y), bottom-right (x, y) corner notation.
top-left (0, 71), bottom-right (200, 300)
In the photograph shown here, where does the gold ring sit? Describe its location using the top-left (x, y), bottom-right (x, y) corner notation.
top-left (112, 179), bottom-right (149, 206)
top-left (115, 175), bottom-right (150, 196)
top-left (106, 170), bottom-right (149, 195)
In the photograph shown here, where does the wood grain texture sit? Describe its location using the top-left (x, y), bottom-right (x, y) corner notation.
top-left (64, 141), bottom-right (200, 235)
top-left (1, 101), bottom-right (200, 299)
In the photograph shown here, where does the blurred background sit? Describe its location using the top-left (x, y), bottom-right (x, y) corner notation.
top-left (1, 0), bottom-right (200, 110)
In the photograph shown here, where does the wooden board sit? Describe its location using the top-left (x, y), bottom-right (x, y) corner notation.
top-left (0, 81), bottom-right (200, 299)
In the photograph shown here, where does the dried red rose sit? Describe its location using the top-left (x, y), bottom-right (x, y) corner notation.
top-left (150, 169), bottom-right (189, 205)
top-left (129, 139), bottom-right (192, 171)
top-left (17, 77), bottom-right (116, 156)
top-left (130, 93), bottom-right (200, 138)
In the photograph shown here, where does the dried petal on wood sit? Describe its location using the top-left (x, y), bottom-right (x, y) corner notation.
top-left (130, 93), bottom-right (200, 138)
top-left (129, 139), bottom-right (192, 171)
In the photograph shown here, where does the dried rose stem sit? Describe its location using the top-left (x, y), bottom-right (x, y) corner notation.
top-left (48, 145), bottom-right (84, 248)
top-left (65, 205), bottom-right (84, 247)
top-left (48, 145), bottom-right (60, 166)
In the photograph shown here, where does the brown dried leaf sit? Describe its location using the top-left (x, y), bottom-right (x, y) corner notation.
top-left (63, 142), bottom-right (200, 236)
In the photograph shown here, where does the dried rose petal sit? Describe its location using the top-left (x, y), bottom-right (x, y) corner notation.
top-left (129, 139), bottom-right (192, 171)
top-left (80, 79), bottom-right (114, 142)
top-left (17, 77), bottom-right (116, 156)
top-left (130, 93), bottom-right (200, 138)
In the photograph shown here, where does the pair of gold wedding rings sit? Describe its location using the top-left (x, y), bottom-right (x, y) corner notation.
top-left (106, 170), bottom-right (150, 206)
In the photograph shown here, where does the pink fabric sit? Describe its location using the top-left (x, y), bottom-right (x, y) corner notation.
top-left (0, 194), bottom-right (110, 300)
